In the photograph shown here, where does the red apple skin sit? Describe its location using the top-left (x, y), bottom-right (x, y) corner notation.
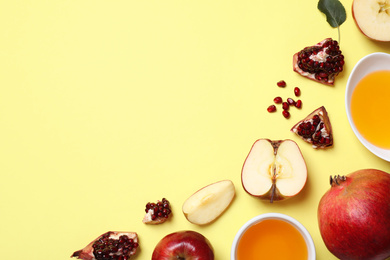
top-left (318, 169), bottom-right (390, 260)
top-left (152, 230), bottom-right (214, 260)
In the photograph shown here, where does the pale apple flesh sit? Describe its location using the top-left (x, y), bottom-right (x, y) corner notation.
top-left (241, 139), bottom-right (307, 203)
top-left (182, 180), bottom-right (235, 225)
top-left (352, 0), bottom-right (390, 42)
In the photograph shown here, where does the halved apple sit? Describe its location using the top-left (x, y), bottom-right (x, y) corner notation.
top-left (352, 0), bottom-right (390, 42)
top-left (241, 139), bottom-right (307, 203)
top-left (182, 180), bottom-right (235, 225)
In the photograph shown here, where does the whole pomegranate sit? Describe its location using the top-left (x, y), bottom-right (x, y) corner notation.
top-left (318, 169), bottom-right (390, 260)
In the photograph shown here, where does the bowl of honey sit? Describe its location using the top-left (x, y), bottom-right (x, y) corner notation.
top-left (231, 213), bottom-right (316, 260)
top-left (345, 52), bottom-right (390, 162)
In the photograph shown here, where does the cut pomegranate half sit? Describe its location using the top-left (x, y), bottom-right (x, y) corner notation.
top-left (291, 106), bottom-right (333, 149)
top-left (293, 38), bottom-right (344, 85)
top-left (71, 231), bottom-right (139, 260)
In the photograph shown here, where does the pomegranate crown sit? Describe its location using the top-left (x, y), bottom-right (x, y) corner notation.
top-left (330, 175), bottom-right (346, 186)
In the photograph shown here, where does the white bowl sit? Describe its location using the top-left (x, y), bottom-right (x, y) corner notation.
top-left (345, 52), bottom-right (390, 162)
top-left (231, 213), bottom-right (316, 260)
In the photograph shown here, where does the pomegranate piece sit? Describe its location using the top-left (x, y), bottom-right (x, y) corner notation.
top-left (71, 231), bottom-right (139, 260)
top-left (293, 38), bottom-right (344, 85)
top-left (142, 198), bottom-right (172, 224)
top-left (267, 105), bottom-right (277, 113)
top-left (291, 106), bottom-right (333, 149)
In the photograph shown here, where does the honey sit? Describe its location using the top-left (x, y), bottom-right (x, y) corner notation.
top-left (351, 70), bottom-right (390, 149)
top-left (236, 219), bottom-right (308, 260)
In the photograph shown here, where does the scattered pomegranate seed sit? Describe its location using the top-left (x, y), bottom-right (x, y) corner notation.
top-left (277, 80), bottom-right (286, 87)
top-left (267, 105), bottom-right (277, 112)
top-left (282, 110), bottom-right (290, 118)
top-left (282, 102), bottom-right (289, 110)
top-left (287, 98), bottom-right (296, 106)
top-left (294, 87), bottom-right (301, 97)
top-left (295, 99), bottom-right (302, 108)
top-left (274, 96), bottom-right (283, 104)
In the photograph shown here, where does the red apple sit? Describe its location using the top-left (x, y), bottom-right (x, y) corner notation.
top-left (318, 169), bottom-right (390, 260)
top-left (152, 230), bottom-right (214, 260)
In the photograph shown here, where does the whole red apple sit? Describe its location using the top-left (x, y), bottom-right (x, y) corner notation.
top-left (318, 169), bottom-right (390, 260)
top-left (152, 230), bottom-right (214, 260)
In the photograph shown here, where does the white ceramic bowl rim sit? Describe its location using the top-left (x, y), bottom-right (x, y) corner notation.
top-left (230, 213), bottom-right (316, 260)
top-left (345, 52), bottom-right (390, 162)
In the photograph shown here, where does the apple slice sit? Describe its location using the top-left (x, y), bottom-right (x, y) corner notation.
top-left (352, 0), bottom-right (390, 42)
top-left (241, 139), bottom-right (307, 203)
top-left (182, 180), bottom-right (235, 225)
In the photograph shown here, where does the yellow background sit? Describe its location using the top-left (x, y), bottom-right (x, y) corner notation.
top-left (1, 1), bottom-right (390, 259)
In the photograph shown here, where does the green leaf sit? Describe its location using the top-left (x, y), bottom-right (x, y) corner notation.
top-left (318, 0), bottom-right (346, 28)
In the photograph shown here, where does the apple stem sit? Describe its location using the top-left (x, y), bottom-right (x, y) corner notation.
top-left (330, 175), bottom-right (346, 186)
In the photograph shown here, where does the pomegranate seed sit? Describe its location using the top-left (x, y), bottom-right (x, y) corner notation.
top-left (282, 102), bottom-right (289, 110)
top-left (295, 99), bottom-right (302, 108)
top-left (267, 105), bottom-right (276, 113)
top-left (277, 80), bottom-right (286, 87)
top-left (274, 96), bottom-right (283, 104)
top-left (282, 110), bottom-right (290, 118)
top-left (287, 98), bottom-right (296, 106)
top-left (294, 87), bottom-right (301, 96)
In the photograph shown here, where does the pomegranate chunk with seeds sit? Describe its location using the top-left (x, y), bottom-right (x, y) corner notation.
top-left (143, 198), bottom-right (172, 224)
top-left (71, 231), bottom-right (139, 260)
top-left (293, 38), bottom-right (344, 85)
top-left (291, 106), bottom-right (333, 149)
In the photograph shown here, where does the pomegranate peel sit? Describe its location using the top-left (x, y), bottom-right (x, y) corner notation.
top-left (71, 231), bottom-right (139, 260)
top-left (293, 38), bottom-right (344, 85)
